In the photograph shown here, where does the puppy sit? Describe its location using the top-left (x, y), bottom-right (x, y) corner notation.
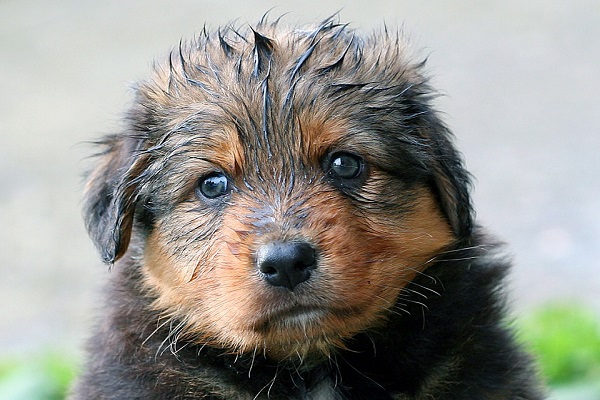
top-left (71, 17), bottom-right (545, 399)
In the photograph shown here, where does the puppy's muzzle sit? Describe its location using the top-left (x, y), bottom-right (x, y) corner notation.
top-left (256, 241), bottom-right (317, 291)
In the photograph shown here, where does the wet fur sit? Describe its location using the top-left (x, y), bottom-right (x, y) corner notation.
top-left (71, 17), bottom-right (545, 399)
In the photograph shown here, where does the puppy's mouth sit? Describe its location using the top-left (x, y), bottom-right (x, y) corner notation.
top-left (252, 303), bottom-right (363, 334)
top-left (253, 305), bottom-right (326, 332)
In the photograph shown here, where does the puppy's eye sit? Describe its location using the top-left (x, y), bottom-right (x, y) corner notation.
top-left (329, 152), bottom-right (364, 180)
top-left (197, 173), bottom-right (230, 199)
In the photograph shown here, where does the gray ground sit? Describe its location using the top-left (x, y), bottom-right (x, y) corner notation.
top-left (1, 0), bottom-right (599, 373)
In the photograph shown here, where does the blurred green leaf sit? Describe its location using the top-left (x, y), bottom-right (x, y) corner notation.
top-left (517, 304), bottom-right (600, 385)
top-left (0, 352), bottom-right (78, 400)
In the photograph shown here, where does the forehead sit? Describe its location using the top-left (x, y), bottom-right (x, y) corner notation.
top-left (153, 108), bottom-right (370, 178)
top-left (137, 22), bottom-right (427, 177)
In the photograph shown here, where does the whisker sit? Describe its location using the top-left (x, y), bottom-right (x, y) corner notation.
top-left (142, 318), bottom-right (171, 348)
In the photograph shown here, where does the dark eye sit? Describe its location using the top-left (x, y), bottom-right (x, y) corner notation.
top-left (198, 172), bottom-right (230, 199)
top-left (329, 152), bottom-right (364, 180)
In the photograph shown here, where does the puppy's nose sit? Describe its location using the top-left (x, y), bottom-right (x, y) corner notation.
top-left (256, 242), bottom-right (316, 291)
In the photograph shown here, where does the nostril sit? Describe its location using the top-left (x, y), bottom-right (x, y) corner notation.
top-left (261, 265), bottom-right (278, 276)
top-left (256, 241), bottom-right (317, 290)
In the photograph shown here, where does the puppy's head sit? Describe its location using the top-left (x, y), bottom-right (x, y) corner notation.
top-left (84, 19), bottom-right (472, 361)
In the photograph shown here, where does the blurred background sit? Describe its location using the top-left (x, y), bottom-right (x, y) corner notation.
top-left (1, 1), bottom-right (599, 398)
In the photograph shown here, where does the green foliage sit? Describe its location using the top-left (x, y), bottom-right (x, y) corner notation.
top-left (0, 352), bottom-right (78, 400)
top-left (517, 304), bottom-right (600, 385)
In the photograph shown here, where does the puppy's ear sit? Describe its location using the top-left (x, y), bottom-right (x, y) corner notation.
top-left (427, 124), bottom-right (474, 238)
top-left (83, 134), bottom-right (147, 264)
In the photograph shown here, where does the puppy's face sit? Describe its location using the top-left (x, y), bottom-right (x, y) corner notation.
top-left (84, 20), bottom-right (472, 360)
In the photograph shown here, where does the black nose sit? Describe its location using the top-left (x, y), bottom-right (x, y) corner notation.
top-left (256, 241), bottom-right (317, 291)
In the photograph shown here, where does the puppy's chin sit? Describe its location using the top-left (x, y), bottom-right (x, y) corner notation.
top-left (243, 305), bottom-right (367, 359)
top-left (210, 308), bottom-right (364, 364)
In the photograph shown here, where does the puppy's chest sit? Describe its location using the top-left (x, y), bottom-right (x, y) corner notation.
top-left (249, 373), bottom-right (402, 400)
top-left (241, 369), bottom-right (344, 400)
top-left (303, 376), bottom-right (343, 400)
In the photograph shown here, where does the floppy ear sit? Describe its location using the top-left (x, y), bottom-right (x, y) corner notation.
top-left (427, 123), bottom-right (474, 238)
top-left (83, 134), bottom-right (147, 264)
